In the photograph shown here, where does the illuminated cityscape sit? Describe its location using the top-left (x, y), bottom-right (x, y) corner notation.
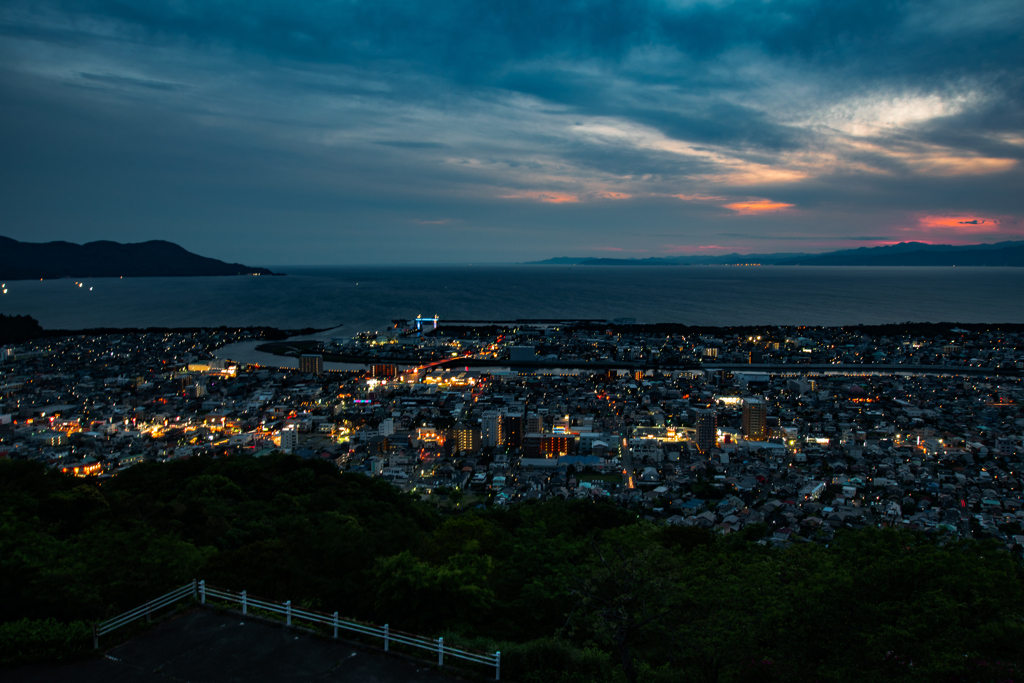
top-left (2, 0), bottom-right (1023, 676)
top-left (3, 320), bottom-right (1022, 547)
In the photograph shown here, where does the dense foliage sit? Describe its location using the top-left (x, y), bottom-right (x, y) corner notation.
top-left (0, 313), bottom-right (44, 345)
top-left (2, 455), bottom-right (1023, 682)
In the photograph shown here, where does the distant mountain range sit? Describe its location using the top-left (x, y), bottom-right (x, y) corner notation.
top-left (0, 237), bottom-right (278, 279)
top-left (526, 241), bottom-right (1024, 267)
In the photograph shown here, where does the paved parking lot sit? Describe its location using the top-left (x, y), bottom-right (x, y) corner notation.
top-left (8, 610), bottom-right (461, 683)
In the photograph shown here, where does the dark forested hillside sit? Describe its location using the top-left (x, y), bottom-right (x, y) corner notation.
top-left (0, 236), bottom-right (277, 279)
top-left (2, 456), bottom-right (1022, 682)
top-left (0, 314), bottom-right (44, 344)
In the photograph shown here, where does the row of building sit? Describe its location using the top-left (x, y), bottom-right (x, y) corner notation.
top-left (2, 323), bottom-right (1024, 551)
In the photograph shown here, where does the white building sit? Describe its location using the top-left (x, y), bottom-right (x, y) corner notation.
top-left (280, 426), bottom-right (298, 453)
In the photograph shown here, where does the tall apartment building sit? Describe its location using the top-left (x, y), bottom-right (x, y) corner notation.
top-left (451, 423), bottom-right (481, 454)
top-left (481, 410), bottom-right (504, 448)
top-left (540, 435), bottom-right (575, 457)
top-left (371, 364), bottom-right (397, 379)
top-left (742, 397), bottom-right (767, 440)
top-left (522, 433), bottom-right (575, 458)
top-left (526, 411), bottom-right (544, 434)
top-left (280, 426), bottom-right (298, 453)
top-left (299, 354), bottom-right (323, 374)
top-left (504, 412), bottom-right (524, 448)
top-left (695, 409), bottom-right (717, 453)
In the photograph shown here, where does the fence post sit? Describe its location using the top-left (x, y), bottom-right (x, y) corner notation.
top-left (93, 625), bottom-right (99, 650)
top-left (192, 579), bottom-right (198, 601)
top-left (333, 612), bottom-right (339, 639)
top-left (384, 624), bottom-right (389, 651)
top-left (200, 580), bottom-right (206, 605)
top-left (496, 651), bottom-right (501, 681)
top-left (438, 637), bottom-right (444, 666)
top-left (285, 601), bottom-right (291, 626)
top-left (242, 590), bottom-right (247, 615)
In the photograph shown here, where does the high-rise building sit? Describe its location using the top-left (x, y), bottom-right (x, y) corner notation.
top-left (539, 435), bottom-right (575, 458)
top-left (451, 423), bottom-right (481, 454)
top-left (280, 426), bottom-right (298, 453)
top-left (481, 410), bottom-right (504, 448)
top-left (526, 412), bottom-right (544, 434)
top-left (521, 433), bottom-right (576, 459)
top-left (299, 354), bottom-right (323, 374)
top-left (524, 433), bottom-right (542, 459)
top-left (504, 412), bottom-right (524, 448)
top-left (372, 364), bottom-right (397, 379)
top-left (695, 409), bottom-right (717, 453)
top-left (742, 397), bottom-right (767, 440)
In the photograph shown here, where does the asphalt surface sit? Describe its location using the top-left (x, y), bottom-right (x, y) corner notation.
top-left (8, 610), bottom-right (461, 683)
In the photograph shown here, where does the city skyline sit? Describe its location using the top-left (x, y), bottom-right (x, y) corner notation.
top-left (1, 0), bottom-right (1022, 264)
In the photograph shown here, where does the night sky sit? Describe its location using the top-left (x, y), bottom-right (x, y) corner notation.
top-left (1, 0), bottom-right (1022, 264)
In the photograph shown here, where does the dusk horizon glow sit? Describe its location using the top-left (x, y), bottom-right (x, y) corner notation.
top-left (1, 0), bottom-right (1022, 265)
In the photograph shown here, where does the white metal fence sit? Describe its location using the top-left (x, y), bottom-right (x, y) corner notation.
top-left (93, 582), bottom-right (196, 647)
top-left (93, 580), bottom-right (501, 680)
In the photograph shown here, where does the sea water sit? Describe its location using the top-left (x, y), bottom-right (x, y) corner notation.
top-left (4, 265), bottom-right (1023, 331)
top-left (5, 265), bottom-right (1021, 368)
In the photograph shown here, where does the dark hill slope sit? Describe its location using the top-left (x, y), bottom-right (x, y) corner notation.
top-left (778, 243), bottom-right (1024, 266)
top-left (0, 237), bottom-right (278, 279)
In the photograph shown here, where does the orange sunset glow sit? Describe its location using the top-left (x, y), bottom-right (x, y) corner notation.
top-left (723, 199), bottom-right (795, 215)
top-left (501, 191), bottom-right (580, 204)
top-left (917, 215), bottom-right (997, 230)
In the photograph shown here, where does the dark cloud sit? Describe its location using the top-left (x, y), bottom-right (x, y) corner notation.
top-left (373, 141), bottom-right (448, 149)
top-left (0, 0), bottom-right (1021, 262)
top-left (78, 72), bottom-right (185, 90)
top-left (632, 104), bottom-right (810, 152)
top-left (5, 0), bottom-right (1017, 88)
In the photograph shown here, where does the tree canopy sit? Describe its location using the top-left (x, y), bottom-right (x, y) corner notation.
top-left (2, 455), bottom-right (1022, 682)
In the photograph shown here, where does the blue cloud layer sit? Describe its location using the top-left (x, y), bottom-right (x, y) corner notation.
top-left (0, 0), bottom-right (1021, 262)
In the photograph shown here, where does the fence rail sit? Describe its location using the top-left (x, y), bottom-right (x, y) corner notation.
top-left (94, 583), bottom-right (196, 646)
top-left (93, 580), bottom-right (500, 679)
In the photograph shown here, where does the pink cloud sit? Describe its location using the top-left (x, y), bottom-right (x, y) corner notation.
top-left (672, 194), bottom-right (795, 216)
top-left (916, 214), bottom-right (996, 230)
top-left (597, 191), bottom-right (632, 200)
top-left (672, 193), bottom-right (727, 202)
top-left (501, 191), bottom-right (579, 204)
top-left (723, 199), bottom-right (795, 215)
top-left (894, 214), bottom-right (1024, 241)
